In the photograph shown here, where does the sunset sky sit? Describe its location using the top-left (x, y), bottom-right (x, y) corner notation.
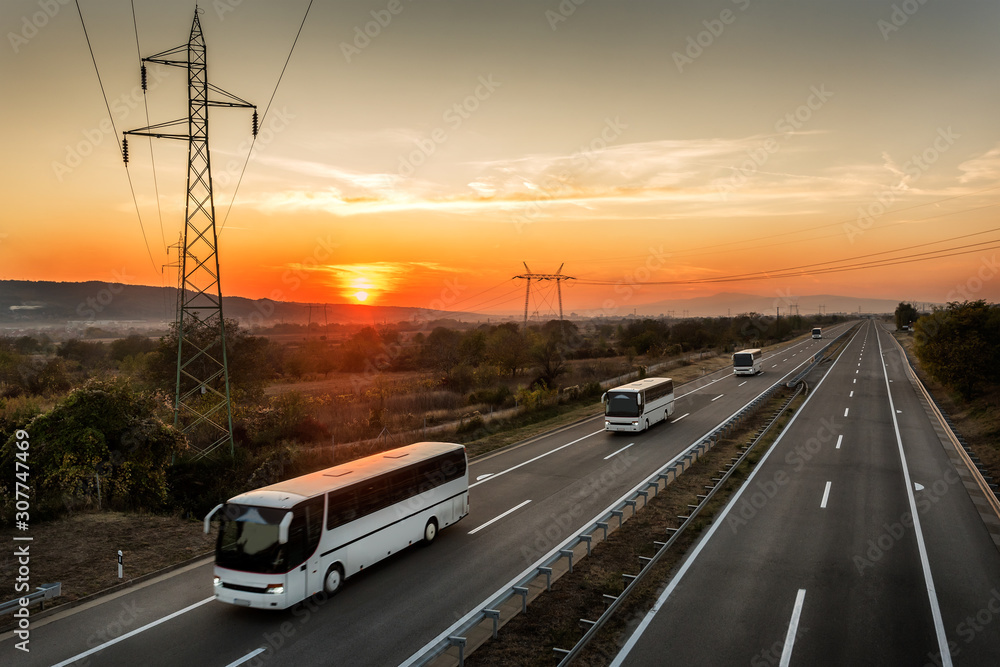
top-left (3, 0), bottom-right (1000, 317)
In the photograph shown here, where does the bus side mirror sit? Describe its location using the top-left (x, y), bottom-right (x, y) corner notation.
top-left (600, 393), bottom-right (607, 404)
top-left (203, 503), bottom-right (223, 534)
top-left (278, 511), bottom-right (293, 545)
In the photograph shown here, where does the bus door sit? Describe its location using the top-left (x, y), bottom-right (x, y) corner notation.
top-left (287, 497), bottom-right (325, 599)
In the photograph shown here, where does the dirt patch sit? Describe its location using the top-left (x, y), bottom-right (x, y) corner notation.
top-left (0, 512), bottom-right (213, 609)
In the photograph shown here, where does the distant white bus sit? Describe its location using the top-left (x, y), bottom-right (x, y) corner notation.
top-left (812, 328), bottom-right (822, 339)
top-left (204, 442), bottom-right (469, 609)
top-left (733, 348), bottom-right (763, 375)
top-left (601, 377), bottom-right (675, 432)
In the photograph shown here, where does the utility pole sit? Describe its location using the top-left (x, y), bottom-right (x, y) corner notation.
top-left (514, 262), bottom-right (574, 328)
top-left (124, 8), bottom-right (257, 459)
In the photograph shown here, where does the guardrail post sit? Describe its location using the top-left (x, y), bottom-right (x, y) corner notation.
top-left (596, 521), bottom-right (609, 540)
top-left (560, 549), bottom-right (575, 573)
top-left (483, 609), bottom-right (500, 639)
top-left (539, 566), bottom-right (553, 591)
top-left (611, 509), bottom-right (625, 528)
top-left (513, 586), bottom-right (529, 613)
top-left (448, 636), bottom-right (467, 667)
top-left (579, 534), bottom-right (592, 556)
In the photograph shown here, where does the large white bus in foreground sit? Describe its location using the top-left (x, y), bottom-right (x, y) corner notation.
top-left (733, 348), bottom-right (763, 375)
top-left (601, 377), bottom-right (675, 433)
top-left (204, 442), bottom-right (469, 609)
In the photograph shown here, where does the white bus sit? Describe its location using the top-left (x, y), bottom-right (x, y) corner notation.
top-left (812, 327), bottom-right (822, 339)
top-left (601, 377), bottom-right (675, 433)
top-left (733, 348), bottom-right (763, 375)
top-left (204, 442), bottom-right (469, 609)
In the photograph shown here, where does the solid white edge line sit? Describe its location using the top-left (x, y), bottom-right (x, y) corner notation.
top-left (836, 434), bottom-right (843, 450)
top-left (401, 324), bottom-right (857, 667)
top-left (820, 481), bottom-right (832, 509)
top-left (468, 499), bottom-right (532, 535)
top-left (51, 597), bottom-right (214, 667)
top-left (609, 322), bottom-right (862, 667)
top-left (225, 647), bottom-right (267, 667)
top-left (604, 442), bottom-right (635, 461)
top-left (779, 589), bottom-right (807, 667)
top-left (671, 413), bottom-right (689, 423)
top-left (875, 324), bottom-right (952, 665)
top-left (470, 431), bottom-right (602, 488)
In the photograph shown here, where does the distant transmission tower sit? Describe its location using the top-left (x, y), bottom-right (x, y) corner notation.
top-left (514, 262), bottom-right (575, 328)
top-left (124, 8), bottom-right (257, 459)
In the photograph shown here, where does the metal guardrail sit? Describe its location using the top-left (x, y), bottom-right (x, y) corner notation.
top-left (409, 375), bottom-right (798, 666)
top-left (785, 323), bottom-right (860, 388)
top-left (552, 382), bottom-right (805, 665)
top-left (0, 583), bottom-right (61, 616)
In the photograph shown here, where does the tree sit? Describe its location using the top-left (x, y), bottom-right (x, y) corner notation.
top-left (0, 377), bottom-right (184, 517)
top-left (913, 301), bottom-right (1000, 399)
top-left (895, 302), bottom-right (918, 330)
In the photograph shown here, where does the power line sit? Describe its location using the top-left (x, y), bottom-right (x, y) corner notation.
top-left (577, 230), bottom-right (1000, 286)
top-left (130, 0), bottom-right (165, 251)
top-left (220, 0), bottom-right (315, 234)
top-left (74, 0), bottom-right (158, 273)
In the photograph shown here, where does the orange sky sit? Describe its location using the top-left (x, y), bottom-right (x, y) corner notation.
top-left (3, 0), bottom-right (1000, 317)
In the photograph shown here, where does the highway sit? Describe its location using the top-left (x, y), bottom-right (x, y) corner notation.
top-left (612, 320), bottom-right (1000, 666)
top-left (3, 326), bottom-right (852, 667)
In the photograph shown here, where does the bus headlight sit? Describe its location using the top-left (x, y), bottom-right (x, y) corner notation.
top-left (631, 421), bottom-right (639, 426)
top-left (213, 576), bottom-right (221, 587)
top-left (265, 584), bottom-right (284, 595)
top-left (605, 421), bottom-right (611, 428)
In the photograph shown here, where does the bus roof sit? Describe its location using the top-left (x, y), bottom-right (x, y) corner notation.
top-left (734, 348), bottom-right (762, 354)
top-left (607, 377), bottom-right (673, 393)
top-left (227, 442), bottom-right (465, 510)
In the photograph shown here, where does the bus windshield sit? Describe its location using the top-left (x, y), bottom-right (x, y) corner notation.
top-left (216, 504), bottom-right (289, 574)
top-left (733, 353), bottom-right (755, 366)
top-left (605, 392), bottom-right (640, 418)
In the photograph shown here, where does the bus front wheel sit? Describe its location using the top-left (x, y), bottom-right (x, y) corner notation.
top-left (324, 564), bottom-right (344, 596)
top-left (424, 518), bottom-right (438, 544)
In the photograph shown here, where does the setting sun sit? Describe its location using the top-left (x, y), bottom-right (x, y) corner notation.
top-left (354, 291), bottom-right (369, 302)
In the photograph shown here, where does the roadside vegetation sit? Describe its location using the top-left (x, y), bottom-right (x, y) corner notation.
top-left (0, 311), bottom-right (840, 526)
top-left (896, 299), bottom-right (1000, 490)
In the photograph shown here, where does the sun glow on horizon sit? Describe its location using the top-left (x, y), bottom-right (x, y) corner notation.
top-left (354, 291), bottom-right (369, 302)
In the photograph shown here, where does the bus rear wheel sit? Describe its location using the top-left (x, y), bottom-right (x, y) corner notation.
top-left (324, 564), bottom-right (344, 596)
top-left (424, 518), bottom-right (438, 544)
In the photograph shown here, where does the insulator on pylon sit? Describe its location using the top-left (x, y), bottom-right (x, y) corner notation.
top-left (122, 136), bottom-right (129, 164)
top-left (252, 109), bottom-right (259, 137)
top-left (141, 64), bottom-right (147, 91)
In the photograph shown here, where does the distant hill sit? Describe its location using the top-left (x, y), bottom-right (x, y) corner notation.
top-left (634, 291), bottom-right (929, 318)
top-left (0, 280), bottom-right (482, 328)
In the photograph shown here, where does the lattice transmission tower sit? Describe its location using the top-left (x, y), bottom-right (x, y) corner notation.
top-left (514, 262), bottom-right (575, 328)
top-left (123, 7), bottom-right (257, 459)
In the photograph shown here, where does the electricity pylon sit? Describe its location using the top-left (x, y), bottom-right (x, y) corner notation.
top-left (123, 8), bottom-right (257, 459)
top-left (514, 262), bottom-right (574, 328)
